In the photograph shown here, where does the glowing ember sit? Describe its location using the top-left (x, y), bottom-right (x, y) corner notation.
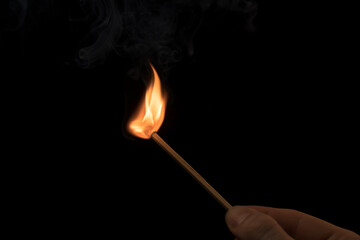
top-left (127, 64), bottom-right (167, 139)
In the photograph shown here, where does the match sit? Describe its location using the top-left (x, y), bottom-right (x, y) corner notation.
top-left (151, 132), bottom-right (232, 210)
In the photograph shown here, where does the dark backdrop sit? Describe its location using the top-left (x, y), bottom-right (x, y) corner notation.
top-left (2, 0), bottom-right (358, 238)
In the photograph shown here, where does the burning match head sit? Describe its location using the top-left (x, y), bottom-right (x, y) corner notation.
top-left (127, 64), bottom-right (167, 139)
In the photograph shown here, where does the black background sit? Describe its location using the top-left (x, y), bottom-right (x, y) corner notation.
top-left (2, 0), bottom-right (359, 238)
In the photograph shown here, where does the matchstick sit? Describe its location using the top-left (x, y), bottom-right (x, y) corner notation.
top-left (151, 132), bottom-right (232, 210)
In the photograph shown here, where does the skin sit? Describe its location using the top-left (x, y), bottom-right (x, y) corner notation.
top-left (225, 206), bottom-right (360, 240)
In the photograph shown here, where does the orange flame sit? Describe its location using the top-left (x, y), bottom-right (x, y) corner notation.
top-left (127, 64), bottom-right (167, 139)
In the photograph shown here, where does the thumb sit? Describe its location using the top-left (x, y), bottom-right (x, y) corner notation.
top-left (225, 206), bottom-right (293, 240)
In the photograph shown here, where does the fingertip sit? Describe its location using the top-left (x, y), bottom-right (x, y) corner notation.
top-left (225, 205), bottom-right (293, 240)
top-left (225, 206), bottom-right (253, 229)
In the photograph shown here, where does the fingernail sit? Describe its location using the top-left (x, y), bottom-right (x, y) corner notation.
top-left (227, 206), bottom-right (252, 228)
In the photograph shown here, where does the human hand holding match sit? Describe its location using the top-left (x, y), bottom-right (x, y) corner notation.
top-left (127, 63), bottom-right (232, 210)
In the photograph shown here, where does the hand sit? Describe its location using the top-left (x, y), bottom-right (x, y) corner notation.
top-left (225, 206), bottom-right (359, 240)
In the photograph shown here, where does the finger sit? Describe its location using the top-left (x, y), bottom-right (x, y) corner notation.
top-left (225, 206), bottom-right (293, 240)
top-left (247, 206), bottom-right (360, 240)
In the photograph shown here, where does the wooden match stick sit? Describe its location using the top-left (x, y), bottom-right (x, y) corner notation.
top-left (151, 132), bottom-right (232, 210)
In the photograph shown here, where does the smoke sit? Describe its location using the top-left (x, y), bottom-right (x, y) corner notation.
top-left (1, 0), bottom-right (257, 70)
top-left (74, 0), bottom-right (257, 70)
top-left (75, 0), bottom-right (122, 68)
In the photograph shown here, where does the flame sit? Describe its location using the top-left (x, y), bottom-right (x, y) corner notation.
top-left (127, 64), bottom-right (167, 139)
